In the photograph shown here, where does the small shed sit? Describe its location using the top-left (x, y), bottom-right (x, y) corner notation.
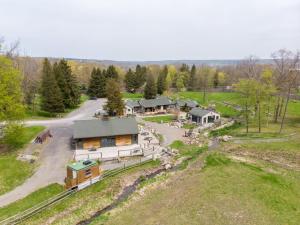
top-left (188, 108), bottom-right (220, 125)
top-left (65, 160), bottom-right (101, 190)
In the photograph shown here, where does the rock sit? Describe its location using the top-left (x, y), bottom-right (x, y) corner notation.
top-left (172, 149), bottom-right (179, 154)
top-left (153, 153), bottom-right (161, 160)
top-left (164, 163), bottom-right (172, 170)
top-left (222, 135), bottom-right (232, 142)
top-left (203, 132), bottom-right (209, 138)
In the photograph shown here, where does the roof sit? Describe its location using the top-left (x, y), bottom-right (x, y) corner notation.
top-left (189, 108), bottom-right (218, 117)
top-left (68, 160), bottom-right (97, 171)
top-left (125, 100), bottom-right (140, 108)
top-left (176, 99), bottom-right (199, 108)
top-left (139, 96), bottom-right (174, 108)
top-left (73, 117), bottom-right (138, 139)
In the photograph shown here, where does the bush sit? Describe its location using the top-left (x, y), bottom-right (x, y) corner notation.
top-left (209, 122), bottom-right (241, 137)
top-left (2, 123), bottom-right (25, 149)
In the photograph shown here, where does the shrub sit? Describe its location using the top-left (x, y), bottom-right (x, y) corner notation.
top-left (2, 123), bottom-right (25, 149)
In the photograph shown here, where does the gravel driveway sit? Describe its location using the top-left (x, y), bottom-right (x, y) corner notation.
top-left (0, 99), bottom-right (106, 207)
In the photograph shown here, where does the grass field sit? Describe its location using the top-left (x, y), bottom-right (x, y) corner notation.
top-left (0, 126), bottom-right (45, 195)
top-left (102, 153), bottom-right (300, 225)
top-left (143, 115), bottom-right (176, 123)
top-left (176, 91), bottom-right (241, 105)
top-left (0, 184), bottom-right (63, 220)
top-left (122, 92), bottom-right (144, 99)
top-left (174, 92), bottom-right (241, 117)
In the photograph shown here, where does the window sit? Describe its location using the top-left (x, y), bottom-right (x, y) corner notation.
top-left (85, 169), bottom-right (91, 177)
top-left (101, 137), bottom-right (116, 147)
top-left (132, 134), bottom-right (138, 144)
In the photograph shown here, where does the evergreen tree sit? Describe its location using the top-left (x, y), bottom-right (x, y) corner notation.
top-left (87, 68), bottom-right (107, 98)
top-left (157, 66), bottom-right (168, 95)
top-left (87, 68), bottom-right (98, 97)
top-left (180, 63), bottom-right (190, 72)
top-left (135, 64), bottom-right (147, 89)
top-left (188, 64), bottom-right (197, 91)
top-left (54, 59), bottom-right (80, 108)
top-left (40, 58), bottom-right (64, 113)
top-left (106, 65), bottom-right (118, 80)
top-left (213, 70), bottom-right (219, 88)
top-left (97, 69), bottom-right (107, 98)
top-left (124, 68), bottom-right (136, 93)
top-left (105, 79), bottom-right (124, 116)
top-left (144, 73), bottom-right (157, 99)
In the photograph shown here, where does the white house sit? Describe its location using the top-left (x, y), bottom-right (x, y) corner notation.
top-left (188, 108), bottom-right (220, 125)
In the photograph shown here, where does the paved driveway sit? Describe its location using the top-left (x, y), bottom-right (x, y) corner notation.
top-left (137, 117), bottom-right (186, 146)
top-left (0, 99), bottom-right (106, 207)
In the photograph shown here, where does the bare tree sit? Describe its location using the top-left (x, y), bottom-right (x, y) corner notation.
top-left (271, 49), bottom-right (300, 133)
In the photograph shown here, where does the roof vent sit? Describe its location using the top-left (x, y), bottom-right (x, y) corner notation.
top-left (83, 160), bottom-right (92, 165)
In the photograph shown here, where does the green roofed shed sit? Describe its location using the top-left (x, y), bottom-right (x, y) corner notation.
top-left (67, 160), bottom-right (97, 171)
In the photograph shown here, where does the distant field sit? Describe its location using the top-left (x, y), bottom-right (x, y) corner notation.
top-left (0, 126), bottom-right (45, 195)
top-left (176, 91), bottom-right (241, 105)
top-left (102, 153), bottom-right (300, 225)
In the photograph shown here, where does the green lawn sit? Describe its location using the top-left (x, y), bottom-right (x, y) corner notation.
top-left (102, 153), bottom-right (300, 225)
top-left (122, 92), bottom-right (143, 99)
top-left (143, 115), bottom-right (176, 123)
top-left (0, 126), bottom-right (45, 195)
top-left (176, 91), bottom-right (241, 105)
top-left (174, 91), bottom-right (241, 117)
top-left (0, 184), bottom-right (63, 220)
top-left (25, 94), bottom-right (89, 119)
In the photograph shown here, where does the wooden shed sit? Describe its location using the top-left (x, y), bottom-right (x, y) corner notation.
top-left (65, 160), bottom-right (101, 190)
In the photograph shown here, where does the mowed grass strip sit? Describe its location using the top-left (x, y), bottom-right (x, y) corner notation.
top-left (102, 153), bottom-right (300, 225)
top-left (0, 184), bottom-right (63, 221)
top-left (0, 126), bottom-right (45, 195)
top-left (143, 115), bottom-right (176, 123)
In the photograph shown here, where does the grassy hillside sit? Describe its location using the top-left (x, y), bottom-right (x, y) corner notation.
top-left (101, 153), bottom-right (300, 225)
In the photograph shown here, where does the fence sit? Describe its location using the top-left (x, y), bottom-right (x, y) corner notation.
top-left (0, 156), bottom-right (155, 225)
top-left (74, 146), bottom-right (144, 161)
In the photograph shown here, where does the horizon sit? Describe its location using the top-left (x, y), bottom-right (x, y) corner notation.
top-left (1, 0), bottom-right (299, 61)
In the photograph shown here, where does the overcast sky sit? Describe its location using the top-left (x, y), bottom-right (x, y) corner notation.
top-left (1, 0), bottom-right (299, 60)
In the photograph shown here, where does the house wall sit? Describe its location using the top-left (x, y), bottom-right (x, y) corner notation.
top-left (116, 135), bottom-right (132, 146)
top-left (78, 134), bottom-right (138, 150)
top-left (83, 138), bottom-right (101, 149)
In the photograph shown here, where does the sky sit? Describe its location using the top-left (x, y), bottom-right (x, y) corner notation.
top-left (0, 0), bottom-right (299, 61)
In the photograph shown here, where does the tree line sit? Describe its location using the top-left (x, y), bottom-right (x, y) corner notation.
top-left (234, 50), bottom-right (300, 134)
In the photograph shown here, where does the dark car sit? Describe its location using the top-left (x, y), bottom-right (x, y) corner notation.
top-left (90, 96), bottom-right (97, 100)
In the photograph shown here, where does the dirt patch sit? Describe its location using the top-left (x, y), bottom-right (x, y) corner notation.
top-left (223, 145), bottom-right (300, 171)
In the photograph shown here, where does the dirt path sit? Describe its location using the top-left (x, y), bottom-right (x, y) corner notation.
top-left (0, 99), bottom-right (106, 207)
